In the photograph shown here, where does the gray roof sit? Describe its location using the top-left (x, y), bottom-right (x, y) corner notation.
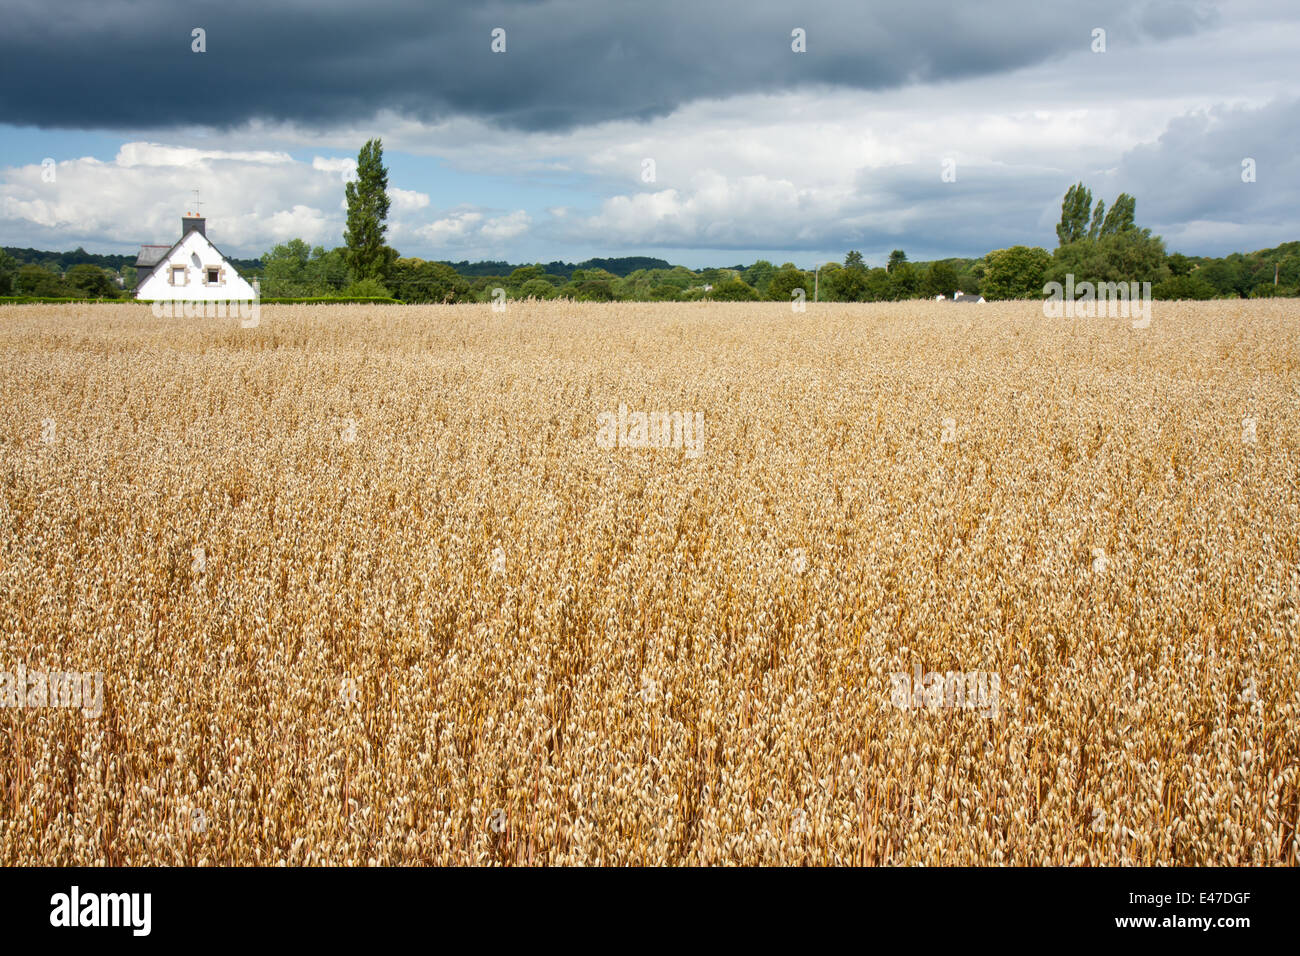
top-left (135, 244), bottom-right (172, 268)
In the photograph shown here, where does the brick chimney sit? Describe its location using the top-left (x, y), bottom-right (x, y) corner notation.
top-left (182, 213), bottom-right (206, 238)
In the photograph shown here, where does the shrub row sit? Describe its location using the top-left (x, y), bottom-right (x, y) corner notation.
top-left (0, 296), bottom-right (402, 305)
top-left (0, 296), bottom-right (126, 304)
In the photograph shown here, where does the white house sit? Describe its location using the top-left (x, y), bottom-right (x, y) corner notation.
top-left (134, 214), bottom-right (256, 301)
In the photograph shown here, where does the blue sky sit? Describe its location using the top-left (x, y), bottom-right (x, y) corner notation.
top-left (1, 0), bottom-right (1297, 268)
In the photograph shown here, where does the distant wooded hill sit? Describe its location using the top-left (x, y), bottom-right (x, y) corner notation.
top-left (440, 256), bottom-right (673, 278)
top-left (4, 238), bottom-right (1297, 303)
top-left (3, 246), bottom-right (264, 275)
top-left (2, 248), bottom-right (672, 281)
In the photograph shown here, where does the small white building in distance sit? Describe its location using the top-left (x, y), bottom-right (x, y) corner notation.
top-left (134, 213), bottom-right (256, 301)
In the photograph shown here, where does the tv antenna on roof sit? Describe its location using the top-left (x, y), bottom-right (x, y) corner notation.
top-left (190, 189), bottom-right (204, 217)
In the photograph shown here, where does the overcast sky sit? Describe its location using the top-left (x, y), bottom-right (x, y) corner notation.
top-left (1, 0), bottom-right (1296, 267)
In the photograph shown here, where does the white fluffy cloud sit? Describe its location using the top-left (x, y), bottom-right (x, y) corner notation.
top-left (416, 210), bottom-right (481, 244)
top-left (412, 207), bottom-right (531, 252)
top-left (479, 210), bottom-right (531, 242)
top-left (311, 156), bottom-right (355, 182)
top-left (388, 188), bottom-right (430, 214)
top-left (116, 143), bottom-right (295, 169)
top-left (0, 143), bottom-right (430, 256)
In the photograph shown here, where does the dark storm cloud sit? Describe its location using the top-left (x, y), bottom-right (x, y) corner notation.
top-left (2, 0), bottom-right (1217, 132)
top-left (1106, 97), bottom-right (1300, 252)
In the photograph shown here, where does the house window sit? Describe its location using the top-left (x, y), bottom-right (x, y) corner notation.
top-left (206, 267), bottom-right (221, 284)
top-left (170, 265), bottom-right (187, 285)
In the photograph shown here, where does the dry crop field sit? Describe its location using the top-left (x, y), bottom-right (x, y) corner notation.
top-left (0, 299), bottom-right (1297, 866)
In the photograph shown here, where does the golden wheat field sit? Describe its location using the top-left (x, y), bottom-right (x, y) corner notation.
top-left (0, 298), bottom-right (1297, 866)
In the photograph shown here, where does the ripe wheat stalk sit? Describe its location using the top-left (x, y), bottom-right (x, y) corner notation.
top-left (0, 299), bottom-right (1297, 865)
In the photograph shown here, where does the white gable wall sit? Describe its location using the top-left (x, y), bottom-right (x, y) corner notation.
top-left (135, 231), bottom-right (256, 301)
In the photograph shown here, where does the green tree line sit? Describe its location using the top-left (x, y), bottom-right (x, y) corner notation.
top-left (5, 150), bottom-right (1298, 303)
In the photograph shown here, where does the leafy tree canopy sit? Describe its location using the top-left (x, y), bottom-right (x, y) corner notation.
top-left (343, 138), bottom-right (391, 281)
top-left (1057, 182), bottom-right (1093, 245)
top-left (983, 246), bottom-right (1052, 300)
top-left (707, 277), bottom-right (761, 301)
top-left (64, 263), bottom-right (118, 297)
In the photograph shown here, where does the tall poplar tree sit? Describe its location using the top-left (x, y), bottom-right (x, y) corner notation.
top-left (344, 138), bottom-right (391, 281)
top-left (1100, 193), bottom-right (1137, 235)
top-left (1055, 182), bottom-right (1093, 246)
